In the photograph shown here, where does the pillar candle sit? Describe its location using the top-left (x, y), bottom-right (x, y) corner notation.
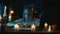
top-left (3, 6), bottom-right (7, 17)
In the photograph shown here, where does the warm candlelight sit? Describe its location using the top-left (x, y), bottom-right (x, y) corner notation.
top-left (14, 24), bottom-right (19, 31)
top-left (48, 25), bottom-right (51, 32)
top-left (10, 10), bottom-right (14, 14)
top-left (31, 24), bottom-right (36, 31)
top-left (8, 10), bottom-right (14, 21)
top-left (8, 15), bottom-right (12, 21)
top-left (5, 6), bottom-right (7, 10)
top-left (44, 22), bottom-right (48, 28)
top-left (0, 15), bottom-right (2, 22)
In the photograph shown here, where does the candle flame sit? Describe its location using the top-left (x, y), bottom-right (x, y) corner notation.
top-left (10, 10), bottom-right (14, 14)
top-left (5, 6), bottom-right (7, 9)
top-left (44, 22), bottom-right (48, 28)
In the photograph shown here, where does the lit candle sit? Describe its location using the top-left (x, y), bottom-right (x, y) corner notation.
top-left (14, 24), bottom-right (19, 31)
top-left (48, 25), bottom-right (51, 32)
top-left (44, 22), bottom-right (48, 28)
top-left (8, 15), bottom-right (12, 21)
top-left (0, 15), bottom-right (2, 22)
top-left (3, 6), bottom-right (7, 17)
top-left (8, 10), bottom-right (14, 21)
top-left (31, 24), bottom-right (36, 31)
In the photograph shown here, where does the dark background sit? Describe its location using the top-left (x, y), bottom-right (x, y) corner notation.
top-left (1, 0), bottom-right (60, 30)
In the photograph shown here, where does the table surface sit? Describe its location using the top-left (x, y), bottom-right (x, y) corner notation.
top-left (1, 31), bottom-right (60, 34)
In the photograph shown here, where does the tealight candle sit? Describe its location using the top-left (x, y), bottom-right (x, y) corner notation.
top-left (14, 24), bottom-right (19, 31)
top-left (31, 24), bottom-right (36, 31)
top-left (48, 25), bottom-right (51, 32)
top-left (44, 22), bottom-right (48, 28)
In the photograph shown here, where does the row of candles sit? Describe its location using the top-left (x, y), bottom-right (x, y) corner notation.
top-left (14, 24), bottom-right (36, 31)
top-left (44, 22), bottom-right (52, 32)
top-left (14, 22), bottom-right (52, 32)
top-left (0, 6), bottom-right (14, 22)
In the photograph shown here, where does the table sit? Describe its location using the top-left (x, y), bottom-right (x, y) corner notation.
top-left (2, 31), bottom-right (60, 34)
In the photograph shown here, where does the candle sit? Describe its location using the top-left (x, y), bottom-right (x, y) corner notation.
top-left (8, 10), bottom-right (14, 22)
top-left (48, 25), bottom-right (51, 32)
top-left (3, 6), bottom-right (7, 17)
top-left (31, 24), bottom-right (36, 31)
top-left (8, 15), bottom-right (12, 21)
top-left (44, 22), bottom-right (48, 28)
top-left (14, 24), bottom-right (19, 31)
top-left (0, 15), bottom-right (2, 22)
